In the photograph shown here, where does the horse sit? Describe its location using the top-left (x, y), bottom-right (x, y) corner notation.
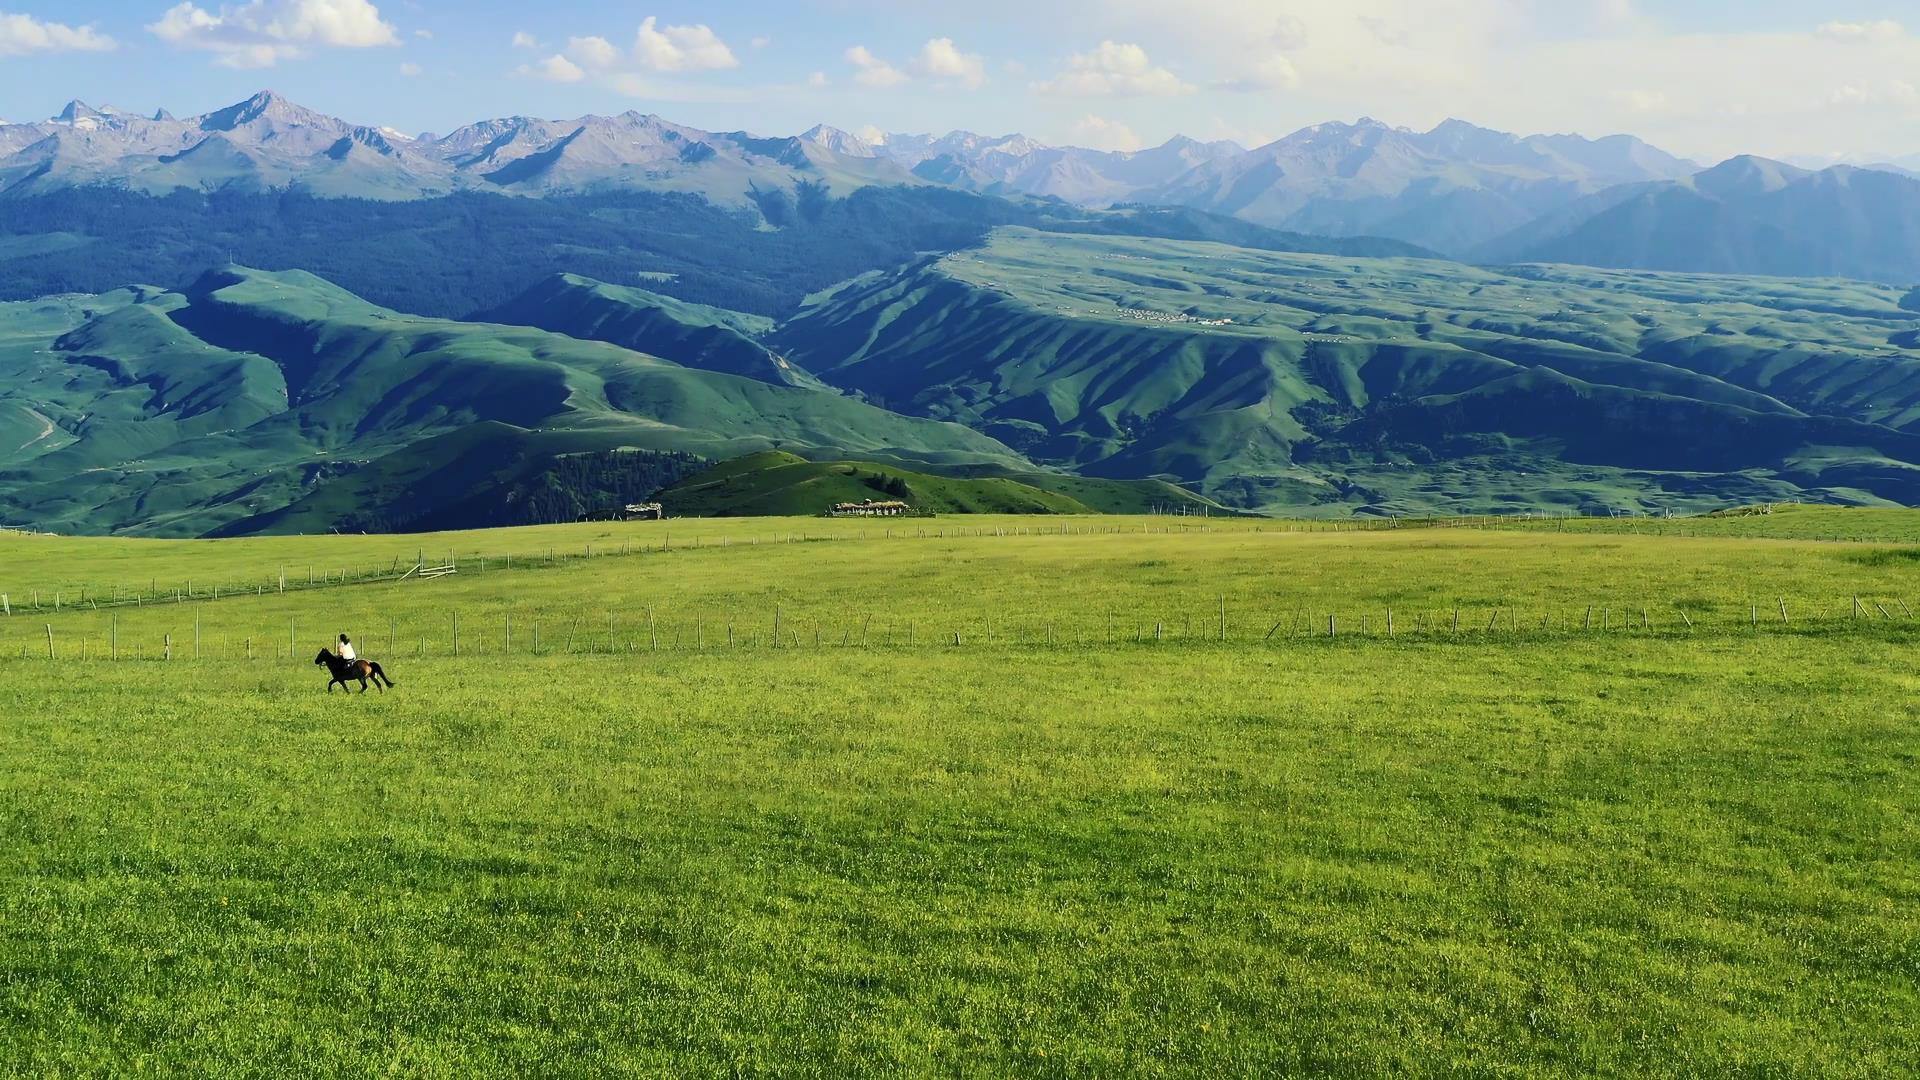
top-left (314, 648), bottom-right (397, 694)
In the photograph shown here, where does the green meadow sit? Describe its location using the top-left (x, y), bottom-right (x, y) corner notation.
top-left (2, 511), bottom-right (1917, 1074)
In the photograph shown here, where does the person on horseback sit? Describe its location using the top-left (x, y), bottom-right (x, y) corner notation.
top-left (316, 633), bottom-right (396, 694)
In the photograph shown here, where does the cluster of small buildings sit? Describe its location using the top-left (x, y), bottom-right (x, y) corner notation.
top-left (576, 502), bottom-right (665, 523)
top-left (827, 500), bottom-right (913, 517)
top-left (1111, 307), bottom-right (1236, 328)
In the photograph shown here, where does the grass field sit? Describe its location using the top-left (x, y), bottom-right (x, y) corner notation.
top-left (3, 510), bottom-right (1918, 1073)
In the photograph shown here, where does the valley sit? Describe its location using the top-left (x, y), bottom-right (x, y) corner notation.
top-left (9, 226), bottom-right (1920, 535)
top-left (775, 229), bottom-right (1920, 514)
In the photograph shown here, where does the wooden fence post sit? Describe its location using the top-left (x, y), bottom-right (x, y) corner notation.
top-left (164, 634), bottom-right (172, 662)
top-left (1219, 595), bottom-right (1226, 642)
top-left (111, 616), bottom-right (117, 661)
top-left (44, 624), bottom-right (53, 659)
top-left (2, 594), bottom-right (8, 616)
top-left (453, 612), bottom-right (460, 656)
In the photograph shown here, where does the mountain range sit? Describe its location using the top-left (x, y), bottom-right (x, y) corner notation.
top-left (10, 92), bottom-right (1920, 281)
top-left (0, 92), bottom-right (920, 207)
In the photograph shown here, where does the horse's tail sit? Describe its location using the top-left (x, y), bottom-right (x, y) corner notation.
top-left (370, 661), bottom-right (396, 688)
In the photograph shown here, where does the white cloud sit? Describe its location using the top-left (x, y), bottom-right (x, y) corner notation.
top-left (411, 28), bottom-right (429, 40)
top-left (566, 34), bottom-right (618, 70)
top-left (1829, 79), bottom-right (1919, 108)
top-left (1817, 20), bottom-right (1904, 42)
top-left (806, 70), bottom-right (829, 88)
top-left (1613, 88), bottom-right (1669, 112)
top-left (846, 45), bottom-right (908, 87)
top-left (634, 16), bottom-right (737, 72)
top-left (856, 124), bottom-right (887, 145)
top-left (518, 53), bottom-right (584, 83)
top-left (750, 35), bottom-right (771, 50)
top-left (1036, 41), bottom-right (1194, 97)
top-left (1082, 0), bottom-right (1920, 161)
top-left (148, 0), bottom-right (398, 68)
top-left (0, 12), bottom-right (116, 55)
top-left (1219, 53), bottom-right (1300, 92)
top-left (1069, 114), bottom-right (1144, 152)
top-left (510, 30), bottom-right (537, 49)
top-left (398, 60), bottom-right (420, 76)
top-left (917, 37), bottom-right (986, 89)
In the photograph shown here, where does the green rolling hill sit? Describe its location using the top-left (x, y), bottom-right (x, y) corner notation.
top-left (0, 267), bottom-right (1020, 536)
top-left (657, 450), bottom-right (1227, 517)
top-left (10, 228), bottom-right (1920, 533)
top-left (470, 274), bottom-right (823, 389)
top-left (774, 228), bottom-right (1920, 515)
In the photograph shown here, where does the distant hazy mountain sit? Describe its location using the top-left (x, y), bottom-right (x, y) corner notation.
top-left (869, 130), bottom-right (1245, 207)
top-left (1479, 155), bottom-right (1920, 282)
top-left (0, 95), bottom-right (1703, 257)
top-left (15, 92), bottom-right (1919, 283)
top-left (1135, 118), bottom-right (1698, 254)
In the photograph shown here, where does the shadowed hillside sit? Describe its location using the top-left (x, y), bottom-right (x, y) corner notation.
top-left (0, 267), bottom-right (1020, 536)
top-left (777, 228), bottom-right (1920, 515)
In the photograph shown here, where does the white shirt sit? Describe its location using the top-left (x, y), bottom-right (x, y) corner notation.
top-left (339, 641), bottom-right (357, 661)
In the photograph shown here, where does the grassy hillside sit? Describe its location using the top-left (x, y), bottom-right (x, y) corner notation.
top-left (1, 517), bottom-right (1917, 1072)
top-left (778, 227), bottom-right (1920, 515)
top-left (468, 274), bottom-right (824, 389)
top-left (655, 450), bottom-right (1229, 517)
top-left (0, 267), bottom-right (1021, 537)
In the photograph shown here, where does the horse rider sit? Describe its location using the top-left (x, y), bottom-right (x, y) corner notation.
top-left (338, 633), bottom-right (357, 664)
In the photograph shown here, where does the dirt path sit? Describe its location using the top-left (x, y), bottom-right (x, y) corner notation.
top-left (15, 406), bottom-right (57, 451)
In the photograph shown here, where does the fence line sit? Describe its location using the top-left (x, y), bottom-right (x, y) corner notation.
top-left (8, 594), bottom-right (1916, 664)
top-left (11, 511), bottom-right (1914, 621)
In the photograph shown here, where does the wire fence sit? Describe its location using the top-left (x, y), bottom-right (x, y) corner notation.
top-left (7, 594), bottom-right (1917, 664)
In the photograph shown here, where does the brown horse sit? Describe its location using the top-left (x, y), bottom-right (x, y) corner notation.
top-left (315, 648), bottom-right (397, 693)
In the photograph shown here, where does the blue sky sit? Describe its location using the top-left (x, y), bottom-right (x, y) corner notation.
top-left (4, 1), bottom-right (1920, 162)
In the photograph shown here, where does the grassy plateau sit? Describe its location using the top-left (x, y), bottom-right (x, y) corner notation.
top-left (1, 509), bottom-right (1916, 1075)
